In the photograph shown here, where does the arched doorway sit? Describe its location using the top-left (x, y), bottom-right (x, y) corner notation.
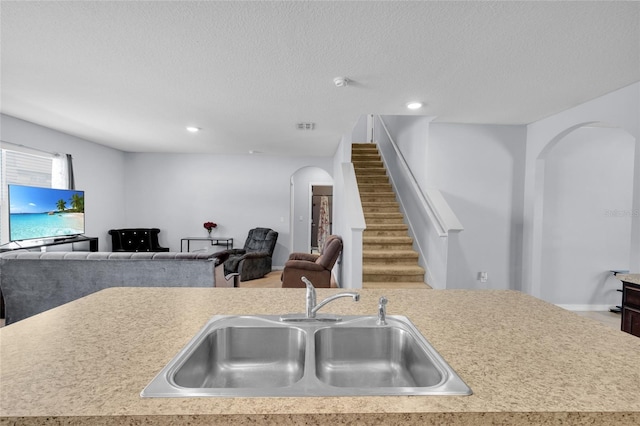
top-left (289, 167), bottom-right (333, 254)
top-left (533, 123), bottom-right (635, 306)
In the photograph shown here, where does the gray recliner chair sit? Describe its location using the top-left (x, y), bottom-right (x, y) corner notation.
top-left (216, 227), bottom-right (278, 282)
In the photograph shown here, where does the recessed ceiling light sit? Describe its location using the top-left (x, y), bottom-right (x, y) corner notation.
top-left (186, 126), bottom-right (200, 133)
top-left (406, 102), bottom-right (423, 110)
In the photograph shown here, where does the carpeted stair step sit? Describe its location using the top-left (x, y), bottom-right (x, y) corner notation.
top-left (353, 149), bottom-right (379, 153)
top-left (362, 264), bottom-right (425, 282)
top-left (352, 143), bottom-right (378, 150)
top-left (351, 161), bottom-right (384, 170)
top-left (364, 230), bottom-right (408, 237)
top-left (361, 202), bottom-right (400, 213)
top-left (359, 189), bottom-right (394, 195)
top-left (363, 241), bottom-right (412, 250)
top-left (354, 166), bottom-right (384, 173)
top-left (360, 192), bottom-right (396, 201)
top-left (364, 212), bottom-right (405, 223)
top-left (360, 190), bottom-right (394, 197)
top-left (363, 249), bottom-right (419, 264)
top-left (353, 158), bottom-right (382, 165)
top-left (363, 236), bottom-right (414, 250)
top-left (355, 175), bottom-right (390, 184)
top-left (354, 166), bottom-right (385, 174)
top-left (357, 182), bottom-right (393, 192)
top-left (363, 234), bottom-right (413, 244)
top-left (363, 281), bottom-right (431, 289)
top-left (353, 142), bottom-right (429, 288)
top-left (364, 219), bottom-right (406, 227)
top-left (351, 156), bottom-right (384, 169)
top-left (364, 224), bottom-right (409, 237)
top-left (355, 168), bottom-right (387, 176)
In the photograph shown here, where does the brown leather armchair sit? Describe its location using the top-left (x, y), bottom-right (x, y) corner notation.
top-left (281, 235), bottom-right (342, 288)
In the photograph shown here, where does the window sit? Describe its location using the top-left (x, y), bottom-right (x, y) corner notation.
top-left (0, 143), bottom-right (61, 244)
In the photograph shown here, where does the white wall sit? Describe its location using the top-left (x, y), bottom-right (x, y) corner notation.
top-left (122, 153), bottom-right (332, 268)
top-left (382, 115), bottom-right (431, 185)
top-left (1, 114), bottom-right (334, 265)
top-left (540, 127), bottom-right (634, 306)
top-left (524, 82), bottom-right (640, 304)
top-left (376, 115), bottom-right (446, 288)
top-left (374, 116), bottom-right (525, 290)
top-left (331, 134), bottom-right (367, 288)
top-left (428, 123), bottom-right (527, 290)
top-left (1, 114), bottom-right (126, 250)
top-left (351, 115), bottom-right (368, 144)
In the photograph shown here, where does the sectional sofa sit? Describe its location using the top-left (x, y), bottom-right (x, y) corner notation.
top-left (0, 251), bottom-right (231, 325)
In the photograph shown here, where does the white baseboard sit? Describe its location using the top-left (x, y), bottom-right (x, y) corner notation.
top-left (556, 304), bottom-right (615, 312)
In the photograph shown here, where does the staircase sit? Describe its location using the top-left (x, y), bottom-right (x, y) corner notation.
top-left (352, 143), bottom-right (429, 289)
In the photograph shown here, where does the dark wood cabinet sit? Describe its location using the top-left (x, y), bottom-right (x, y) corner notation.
top-left (621, 280), bottom-right (640, 337)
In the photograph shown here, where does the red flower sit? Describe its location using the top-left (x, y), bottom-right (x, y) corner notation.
top-left (203, 221), bottom-right (217, 231)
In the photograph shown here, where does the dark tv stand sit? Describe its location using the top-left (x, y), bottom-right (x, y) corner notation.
top-left (0, 236), bottom-right (98, 252)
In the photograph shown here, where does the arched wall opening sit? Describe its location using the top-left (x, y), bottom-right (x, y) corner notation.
top-left (289, 166), bottom-right (333, 254)
top-left (532, 122), bottom-right (636, 307)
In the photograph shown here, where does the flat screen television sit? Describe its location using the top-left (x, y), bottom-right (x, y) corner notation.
top-left (8, 184), bottom-right (85, 242)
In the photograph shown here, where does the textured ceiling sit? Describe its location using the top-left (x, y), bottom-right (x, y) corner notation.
top-left (1, 1), bottom-right (639, 156)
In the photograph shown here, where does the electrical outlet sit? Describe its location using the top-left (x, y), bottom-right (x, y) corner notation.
top-left (478, 272), bottom-right (488, 283)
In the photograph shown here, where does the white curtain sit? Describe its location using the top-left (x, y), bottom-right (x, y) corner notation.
top-left (51, 153), bottom-right (74, 189)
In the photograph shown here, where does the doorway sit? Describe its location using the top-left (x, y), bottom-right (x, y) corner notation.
top-left (289, 167), bottom-right (333, 254)
top-left (535, 124), bottom-right (635, 306)
top-left (311, 185), bottom-right (333, 254)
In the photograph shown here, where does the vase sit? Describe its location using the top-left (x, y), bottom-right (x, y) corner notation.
top-left (207, 230), bottom-right (212, 237)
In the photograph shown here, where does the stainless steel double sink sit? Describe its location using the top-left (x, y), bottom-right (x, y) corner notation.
top-left (141, 314), bottom-right (472, 397)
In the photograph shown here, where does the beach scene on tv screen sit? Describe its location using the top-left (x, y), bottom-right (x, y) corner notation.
top-left (9, 185), bottom-right (85, 241)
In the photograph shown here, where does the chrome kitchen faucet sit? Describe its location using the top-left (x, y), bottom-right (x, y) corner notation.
top-left (301, 276), bottom-right (360, 319)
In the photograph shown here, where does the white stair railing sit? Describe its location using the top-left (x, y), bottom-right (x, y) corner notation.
top-left (375, 115), bottom-right (463, 237)
top-left (370, 115), bottom-right (463, 289)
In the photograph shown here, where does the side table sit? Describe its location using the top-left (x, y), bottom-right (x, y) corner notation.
top-left (181, 237), bottom-right (233, 253)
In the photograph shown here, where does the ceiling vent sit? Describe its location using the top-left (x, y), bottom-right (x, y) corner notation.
top-left (297, 122), bottom-right (315, 130)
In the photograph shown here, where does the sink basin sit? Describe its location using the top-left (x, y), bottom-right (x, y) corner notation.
top-left (173, 327), bottom-right (306, 389)
top-left (315, 327), bottom-right (443, 388)
top-left (141, 315), bottom-right (472, 397)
